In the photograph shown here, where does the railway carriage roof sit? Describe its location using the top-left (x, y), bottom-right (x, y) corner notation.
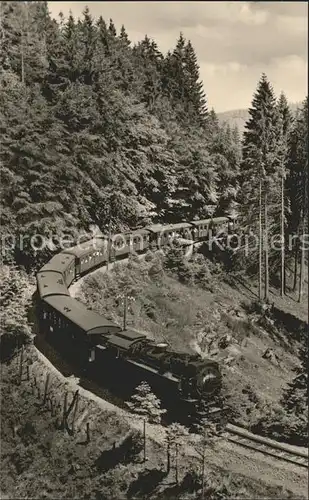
top-left (36, 271), bottom-right (70, 298)
top-left (190, 217), bottom-right (229, 226)
top-left (62, 238), bottom-right (107, 258)
top-left (190, 219), bottom-right (212, 226)
top-left (213, 217), bottom-right (229, 223)
top-left (43, 295), bottom-right (121, 335)
top-left (39, 253), bottom-right (75, 274)
top-left (119, 229), bottom-right (151, 238)
top-left (146, 222), bottom-right (193, 234)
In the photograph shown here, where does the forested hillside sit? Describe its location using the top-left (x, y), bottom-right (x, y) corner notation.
top-left (0, 2), bottom-right (239, 266)
top-left (0, 1), bottom-right (307, 286)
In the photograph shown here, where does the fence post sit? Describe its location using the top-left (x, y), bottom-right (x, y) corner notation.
top-left (175, 443), bottom-right (179, 485)
top-left (62, 391), bottom-right (68, 430)
top-left (167, 441), bottom-right (171, 473)
top-left (18, 345), bottom-right (24, 385)
top-left (71, 391), bottom-right (79, 435)
top-left (143, 418), bottom-right (146, 463)
top-left (43, 373), bottom-right (50, 404)
top-left (50, 397), bottom-right (54, 416)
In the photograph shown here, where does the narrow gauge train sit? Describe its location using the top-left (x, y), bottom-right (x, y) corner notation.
top-left (36, 216), bottom-right (234, 420)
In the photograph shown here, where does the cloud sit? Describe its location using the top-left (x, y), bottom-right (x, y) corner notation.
top-left (47, 2), bottom-right (307, 112)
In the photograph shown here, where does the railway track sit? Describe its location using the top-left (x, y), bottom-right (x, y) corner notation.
top-left (224, 423), bottom-right (308, 469)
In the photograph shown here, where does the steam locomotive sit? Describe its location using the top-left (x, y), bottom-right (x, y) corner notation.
top-left (36, 216), bottom-right (234, 420)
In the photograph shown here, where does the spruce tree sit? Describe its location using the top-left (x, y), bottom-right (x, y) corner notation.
top-left (286, 97), bottom-right (308, 300)
top-left (119, 25), bottom-right (130, 46)
top-left (184, 40), bottom-right (208, 123)
top-left (108, 18), bottom-right (117, 37)
top-left (240, 74), bottom-right (281, 300)
top-left (126, 381), bottom-right (166, 423)
top-left (276, 92), bottom-right (293, 295)
top-left (78, 7), bottom-right (97, 85)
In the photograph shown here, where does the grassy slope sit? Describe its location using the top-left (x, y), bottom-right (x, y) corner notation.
top-left (78, 252), bottom-right (307, 428)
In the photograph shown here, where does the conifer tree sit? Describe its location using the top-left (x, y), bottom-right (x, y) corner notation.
top-left (165, 422), bottom-right (189, 482)
top-left (193, 419), bottom-right (219, 497)
top-left (241, 74), bottom-right (280, 300)
top-left (126, 381), bottom-right (166, 423)
top-left (78, 7), bottom-right (97, 85)
top-left (108, 18), bottom-right (117, 37)
top-left (119, 24), bottom-right (130, 46)
top-left (276, 92), bottom-right (293, 295)
top-left (184, 40), bottom-right (208, 123)
top-left (286, 97), bottom-right (308, 300)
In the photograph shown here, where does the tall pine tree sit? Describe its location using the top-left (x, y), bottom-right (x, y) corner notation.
top-left (276, 92), bottom-right (293, 295)
top-left (286, 97), bottom-right (308, 300)
top-left (240, 74), bottom-right (281, 300)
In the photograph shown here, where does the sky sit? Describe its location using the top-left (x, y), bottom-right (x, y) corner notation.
top-left (48, 1), bottom-right (308, 112)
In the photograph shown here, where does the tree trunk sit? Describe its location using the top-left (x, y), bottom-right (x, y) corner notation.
top-left (167, 442), bottom-right (171, 473)
top-left (20, 27), bottom-right (26, 85)
top-left (106, 219), bottom-right (112, 270)
top-left (123, 293), bottom-right (127, 331)
top-left (175, 443), bottom-right (179, 485)
top-left (281, 173), bottom-right (285, 296)
top-left (293, 239), bottom-right (299, 291)
top-left (143, 418), bottom-right (146, 463)
top-left (18, 345), bottom-right (24, 385)
top-left (259, 179), bottom-right (263, 300)
top-left (264, 190), bottom-right (269, 301)
top-left (298, 217), bottom-right (305, 302)
top-left (201, 448), bottom-right (206, 497)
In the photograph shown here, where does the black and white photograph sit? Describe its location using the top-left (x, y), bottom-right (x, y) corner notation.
top-left (0, 1), bottom-right (308, 499)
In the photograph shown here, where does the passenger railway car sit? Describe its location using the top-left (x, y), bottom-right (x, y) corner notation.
top-left (39, 253), bottom-right (76, 286)
top-left (113, 229), bottom-right (151, 258)
top-left (40, 294), bottom-right (121, 363)
top-left (146, 222), bottom-right (194, 247)
top-left (190, 218), bottom-right (212, 239)
top-left (62, 238), bottom-right (108, 277)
